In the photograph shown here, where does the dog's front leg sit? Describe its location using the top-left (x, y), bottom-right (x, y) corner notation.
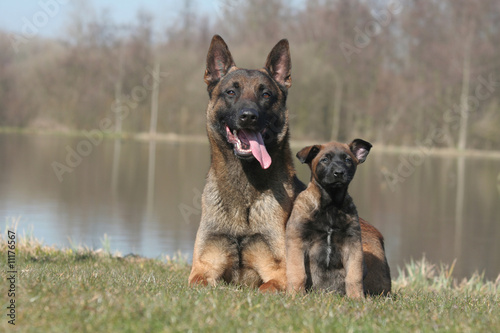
top-left (241, 237), bottom-right (287, 293)
top-left (342, 240), bottom-right (365, 299)
top-left (188, 234), bottom-right (236, 287)
top-left (285, 214), bottom-right (307, 293)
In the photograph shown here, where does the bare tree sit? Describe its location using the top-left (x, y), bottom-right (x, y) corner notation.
top-left (0, 0), bottom-right (499, 150)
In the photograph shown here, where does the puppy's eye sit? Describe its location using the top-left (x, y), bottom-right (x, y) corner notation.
top-left (320, 157), bottom-right (329, 163)
top-left (345, 157), bottom-right (352, 164)
top-left (226, 90), bottom-right (236, 96)
top-left (262, 92), bottom-right (271, 99)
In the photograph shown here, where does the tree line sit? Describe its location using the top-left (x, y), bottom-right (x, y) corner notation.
top-left (1, 0), bottom-right (499, 150)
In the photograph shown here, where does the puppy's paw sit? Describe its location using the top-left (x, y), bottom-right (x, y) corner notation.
top-left (258, 279), bottom-right (284, 293)
top-left (188, 274), bottom-right (209, 287)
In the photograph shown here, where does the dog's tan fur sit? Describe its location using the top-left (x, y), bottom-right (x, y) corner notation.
top-left (286, 141), bottom-right (391, 297)
top-left (359, 219), bottom-right (391, 295)
top-left (188, 35), bottom-right (304, 292)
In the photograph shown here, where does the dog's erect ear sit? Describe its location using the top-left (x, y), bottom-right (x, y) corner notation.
top-left (296, 145), bottom-right (321, 165)
top-left (349, 139), bottom-right (372, 164)
top-left (204, 35), bottom-right (235, 87)
top-left (265, 39), bottom-right (292, 89)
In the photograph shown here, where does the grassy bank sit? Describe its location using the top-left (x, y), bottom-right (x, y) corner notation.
top-left (1, 232), bottom-right (499, 332)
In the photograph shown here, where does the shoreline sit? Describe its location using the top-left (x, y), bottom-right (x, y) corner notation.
top-left (2, 127), bottom-right (500, 159)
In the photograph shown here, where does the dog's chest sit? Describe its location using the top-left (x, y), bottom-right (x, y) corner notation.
top-left (204, 184), bottom-right (288, 234)
top-left (304, 210), bottom-right (354, 270)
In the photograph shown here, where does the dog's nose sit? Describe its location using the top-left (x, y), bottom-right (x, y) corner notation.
top-left (238, 108), bottom-right (259, 127)
top-left (333, 170), bottom-right (345, 178)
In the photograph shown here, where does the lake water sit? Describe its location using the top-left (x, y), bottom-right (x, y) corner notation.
top-left (1, 133), bottom-right (499, 281)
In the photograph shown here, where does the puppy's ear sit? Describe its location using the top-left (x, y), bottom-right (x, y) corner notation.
top-left (265, 39), bottom-right (292, 89)
top-left (349, 139), bottom-right (372, 164)
top-left (204, 35), bottom-right (235, 89)
top-left (296, 145), bottom-right (321, 165)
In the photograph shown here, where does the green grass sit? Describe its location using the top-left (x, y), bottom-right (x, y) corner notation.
top-left (1, 230), bottom-right (499, 332)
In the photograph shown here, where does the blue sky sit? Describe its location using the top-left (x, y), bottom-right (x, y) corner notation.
top-left (0, 0), bottom-right (217, 38)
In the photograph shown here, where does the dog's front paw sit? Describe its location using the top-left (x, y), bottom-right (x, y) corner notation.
top-left (188, 274), bottom-right (209, 287)
top-left (258, 279), bottom-right (284, 293)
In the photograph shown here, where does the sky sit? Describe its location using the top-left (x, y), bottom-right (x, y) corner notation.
top-left (0, 0), bottom-right (219, 38)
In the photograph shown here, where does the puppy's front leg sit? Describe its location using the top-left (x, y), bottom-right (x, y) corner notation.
top-left (343, 240), bottom-right (365, 299)
top-left (285, 217), bottom-right (307, 293)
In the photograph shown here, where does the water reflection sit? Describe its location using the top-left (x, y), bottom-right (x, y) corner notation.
top-left (454, 156), bottom-right (465, 258)
top-left (0, 133), bottom-right (499, 280)
top-left (146, 140), bottom-right (156, 221)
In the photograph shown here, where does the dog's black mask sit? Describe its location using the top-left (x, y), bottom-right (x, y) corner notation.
top-left (297, 139), bottom-right (372, 190)
top-left (204, 35), bottom-right (292, 169)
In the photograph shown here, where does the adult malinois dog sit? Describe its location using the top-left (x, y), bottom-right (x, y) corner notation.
top-left (286, 140), bottom-right (391, 297)
top-left (188, 35), bottom-right (303, 292)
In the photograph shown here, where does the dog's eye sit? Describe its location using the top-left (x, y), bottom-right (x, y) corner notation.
top-left (226, 90), bottom-right (236, 96)
top-left (320, 157), bottom-right (329, 163)
top-left (345, 157), bottom-right (352, 164)
top-left (262, 92), bottom-right (271, 99)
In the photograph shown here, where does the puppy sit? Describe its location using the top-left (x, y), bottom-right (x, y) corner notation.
top-left (286, 139), bottom-right (391, 297)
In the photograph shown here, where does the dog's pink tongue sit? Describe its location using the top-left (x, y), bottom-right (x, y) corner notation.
top-left (241, 130), bottom-right (272, 169)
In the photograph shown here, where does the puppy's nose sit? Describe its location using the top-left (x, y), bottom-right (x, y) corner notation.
top-left (238, 108), bottom-right (259, 127)
top-left (333, 170), bottom-right (345, 178)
